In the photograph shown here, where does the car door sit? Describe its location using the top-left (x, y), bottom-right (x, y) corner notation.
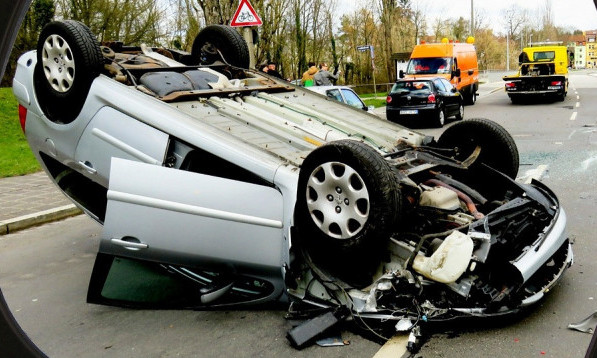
top-left (87, 157), bottom-right (286, 308)
top-left (441, 78), bottom-right (461, 115)
top-left (74, 107), bottom-right (170, 188)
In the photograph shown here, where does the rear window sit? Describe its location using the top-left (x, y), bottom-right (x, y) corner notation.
top-left (533, 51), bottom-right (555, 61)
top-left (391, 81), bottom-right (432, 94)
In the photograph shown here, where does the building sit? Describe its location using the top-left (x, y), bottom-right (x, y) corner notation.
top-left (573, 41), bottom-right (586, 68)
top-left (585, 30), bottom-right (597, 68)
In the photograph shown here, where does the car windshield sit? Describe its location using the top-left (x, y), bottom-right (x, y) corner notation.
top-left (341, 88), bottom-right (365, 109)
top-left (406, 57), bottom-right (453, 74)
top-left (391, 81), bottom-right (432, 94)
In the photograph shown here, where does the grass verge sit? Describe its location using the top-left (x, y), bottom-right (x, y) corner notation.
top-left (0, 87), bottom-right (40, 178)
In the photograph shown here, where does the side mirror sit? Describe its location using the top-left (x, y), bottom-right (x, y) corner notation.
top-left (452, 68), bottom-right (461, 78)
top-left (451, 87), bottom-right (457, 93)
top-left (399, 70), bottom-right (405, 78)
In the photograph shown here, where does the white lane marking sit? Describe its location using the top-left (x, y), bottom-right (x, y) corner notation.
top-left (576, 102), bottom-right (580, 108)
top-left (555, 142), bottom-right (563, 145)
top-left (570, 112), bottom-right (577, 121)
top-left (568, 129), bottom-right (578, 139)
top-left (373, 334), bottom-right (409, 358)
top-left (577, 95), bottom-right (580, 100)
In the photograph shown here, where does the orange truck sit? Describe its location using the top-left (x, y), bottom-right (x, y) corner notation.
top-left (400, 38), bottom-right (479, 104)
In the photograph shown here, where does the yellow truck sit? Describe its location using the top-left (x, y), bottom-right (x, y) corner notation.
top-left (503, 44), bottom-right (569, 103)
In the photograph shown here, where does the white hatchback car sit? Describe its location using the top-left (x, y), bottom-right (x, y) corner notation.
top-left (306, 85), bottom-right (374, 112)
top-left (12, 19), bottom-right (572, 350)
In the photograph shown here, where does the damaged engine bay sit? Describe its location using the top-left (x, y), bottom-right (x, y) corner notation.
top-left (287, 147), bottom-right (572, 350)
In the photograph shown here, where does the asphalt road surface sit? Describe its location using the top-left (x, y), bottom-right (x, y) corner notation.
top-left (1, 70), bottom-right (596, 357)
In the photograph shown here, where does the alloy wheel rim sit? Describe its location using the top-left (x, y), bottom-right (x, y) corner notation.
top-left (41, 34), bottom-right (75, 93)
top-left (306, 161), bottom-right (370, 239)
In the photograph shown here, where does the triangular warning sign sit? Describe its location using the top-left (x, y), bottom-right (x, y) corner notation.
top-left (230, 0), bottom-right (263, 27)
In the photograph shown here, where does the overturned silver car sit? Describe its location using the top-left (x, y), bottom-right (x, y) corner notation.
top-left (13, 20), bottom-right (572, 349)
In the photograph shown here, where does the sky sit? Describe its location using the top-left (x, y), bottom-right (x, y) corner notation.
top-left (338, 0), bottom-right (597, 33)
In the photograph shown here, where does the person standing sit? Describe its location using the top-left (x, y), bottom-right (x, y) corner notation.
top-left (301, 61), bottom-right (318, 87)
top-left (313, 62), bottom-right (340, 86)
top-left (266, 62), bottom-right (283, 79)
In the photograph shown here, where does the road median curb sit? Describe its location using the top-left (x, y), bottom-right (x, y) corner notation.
top-left (0, 204), bottom-right (82, 235)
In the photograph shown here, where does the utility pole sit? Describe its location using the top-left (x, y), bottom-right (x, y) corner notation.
top-left (506, 31), bottom-right (510, 71)
top-left (471, 0), bottom-right (474, 35)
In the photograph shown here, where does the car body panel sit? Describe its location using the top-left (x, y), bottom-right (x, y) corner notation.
top-left (101, 158), bottom-right (285, 272)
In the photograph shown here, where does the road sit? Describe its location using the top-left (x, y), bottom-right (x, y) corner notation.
top-left (1, 71), bottom-right (596, 357)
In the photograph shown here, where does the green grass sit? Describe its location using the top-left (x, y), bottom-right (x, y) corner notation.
top-left (360, 91), bottom-right (388, 98)
top-left (0, 87), bottom-right (41, 178)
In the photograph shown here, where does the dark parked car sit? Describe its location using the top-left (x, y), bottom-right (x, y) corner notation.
top-left (386, 77), bottom-right (464, 127)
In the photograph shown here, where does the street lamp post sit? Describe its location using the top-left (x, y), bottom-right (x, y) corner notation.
top-left (471, 0), bottom-right (474, 35)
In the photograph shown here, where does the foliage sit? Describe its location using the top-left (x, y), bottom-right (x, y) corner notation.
top-left (2, 0), bottom-right (586, 86)
top-left (1, 0), bottom-right (55, 86)
top-left (0, 88), bottom-right (40, 178)
top-left (55, 0), bottom-right (162, 45)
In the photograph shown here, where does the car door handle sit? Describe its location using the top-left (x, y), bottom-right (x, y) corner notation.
top-left (78, 160), bottom-right (97, 175)
top-left (111, 237), bottom-right (148, 250)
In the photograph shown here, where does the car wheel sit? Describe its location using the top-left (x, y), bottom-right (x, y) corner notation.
top-left (435, 107), bottom-right (446, 127)
top-left (191, 25), bottom-right (249, 68)
top-left (437, 118), bottom-right (519, 179)
top-left (295, 140), bottom-right (400, 281)
top-left (467, 91), bottom-right (477, 105)
top-left (455, 103), bottom-right (464, 121)
top-left (34, 20), bottom-right (103, 124)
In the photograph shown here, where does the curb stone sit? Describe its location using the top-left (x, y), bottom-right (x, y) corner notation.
top-left (0, 204), bottom-right (82, 235)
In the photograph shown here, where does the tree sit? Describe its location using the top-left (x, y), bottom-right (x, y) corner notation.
top-left (2, 0), bottom-right (55, 86)
top-left (56, 0), bottom-right (163, 45)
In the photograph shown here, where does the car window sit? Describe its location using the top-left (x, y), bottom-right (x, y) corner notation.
top-left (326, 89), bottom-right (343, 102)
top-left (391, 81), bottom-right (432, 94)
top-left (341, 89), bottom-right (365, 109)
top-left (440, 79), bottom-right (454, 91)
top-left (433, 79), bottom-right (446, 92)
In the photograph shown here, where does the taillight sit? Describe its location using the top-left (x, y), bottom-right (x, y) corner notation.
top-left (505, 82), bottom-right (516, 88)
top-left (427, 93), bottom-right (436, 103)
top-left (18, 104), bottom-right (27, 133)
top-left (386, 95), bottom-right (392, 104)
top-left (551, 81), bottom-right (562, 86)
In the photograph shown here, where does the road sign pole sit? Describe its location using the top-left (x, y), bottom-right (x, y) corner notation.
top-left (243, 27), bottom-right (256, 69)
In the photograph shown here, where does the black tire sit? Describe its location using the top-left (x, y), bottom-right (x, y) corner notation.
top-left (434, 106), bottom-right (446, 128)
top-left (295, 140), bottom-right (400, 278)
top-left (191, 25), bottom-right (249, 68)
top-left (510, 95), bottom-right (523, 104)
top-left (34, 20), bottom-right (103, 124)
top-left (437, 118), bottom-right (519, 178)
top-left (455, 103), bottom-right (464, 121)
top-left (464, 87), bottom-right (476, 105)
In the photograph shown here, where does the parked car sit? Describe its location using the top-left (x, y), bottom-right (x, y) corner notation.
top-left (13, 20), bottom-right (572, 349)
top-left (386, 77), bottom-right (464, 127)
top-left (306, 85), bottom-right (374, 112)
